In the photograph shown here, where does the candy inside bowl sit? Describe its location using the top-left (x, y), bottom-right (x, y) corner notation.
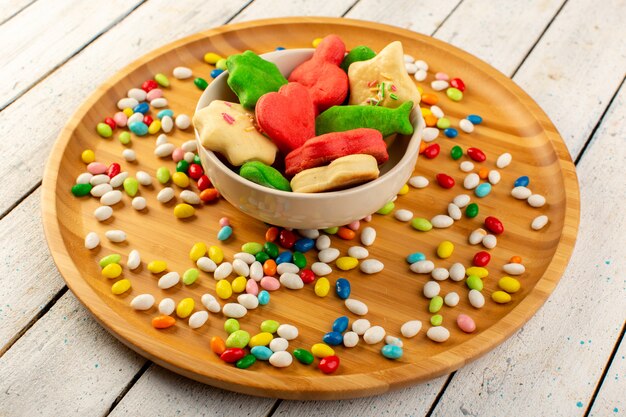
top-left (195, 47), bottom-right (424, 229)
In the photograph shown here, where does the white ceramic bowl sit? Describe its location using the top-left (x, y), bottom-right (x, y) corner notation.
top-left (195, 49), bottom-right (424, 229)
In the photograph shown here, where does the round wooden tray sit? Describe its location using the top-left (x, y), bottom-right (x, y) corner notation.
top-left (42, 17), bottom-right (579, 400)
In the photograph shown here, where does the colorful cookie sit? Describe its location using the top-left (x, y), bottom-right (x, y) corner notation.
top-left (284, 128), bottom-right (388, 176)
top-left (239, 161), bottom-right (291, 191)
top-left (226, 51), bottom-right (288, 109)
top-left (193, 100), bottom-right (277, 166)
top-left (255, 82), bottom-right (316, 154)
top-left (287, 35), bottom-right (349, 113)
top-left (348, 41), bottom-right (421, 108)
top-left (315, 100), bottom-right (414, 137)
top-left (340, 45), bottom-right (376, 72)
top-left (290, 154), bottom-right (380, 193)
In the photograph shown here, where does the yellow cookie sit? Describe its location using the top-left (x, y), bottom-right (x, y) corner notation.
top-left (348, 41), bottom-right (421, 108)
top-left (193, 100), bottom-right (277, 166)
top-left (290, 154), bottom-right (379, 193)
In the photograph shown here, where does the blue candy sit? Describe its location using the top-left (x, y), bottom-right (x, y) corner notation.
top-left (381, 344), bottom-right (403, 359)
top-left (335, 278), bottom-right (351, 300)
top-left (217, 226), bottom-right (232, 241)
top-left (250, 346), bottom-right (273, 360)
top-left (514, 175), bottom-right (530, 187)
top-left (293, 238), bottom-right (314, 253)
top-left (275, 251), bottom-right (293, 265)
top-left (322, 331), bottom-right (343, 346)
top-left (258, 290), bottom-right (270, 305)
top-left (467, 114), bottom-right (483, 125)
top-left (275, 46), bottom-right (285, 50)
top-left (406, 252), bottom-right (426, 264)
top-left (475, 182), bottom-right (492, 198)
top-left (133, 102), bottom-right (150, 114)
top-left (157, 109), bottom-right (174, 119)
top-left (444, 128), bottom-right (458, 138)
top-left (210, 68), bottom-right (224, 79)
top-left (332, 316), bottom-right (349, 333)
top-left (128, 121), bottom-right (148, 136)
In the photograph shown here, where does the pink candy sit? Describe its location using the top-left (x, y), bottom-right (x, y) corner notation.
top-left (362, 215), bottom-right (372, 222)
top-left (219, 217), bottom-right (230, 227)
top-left (245, 279), bottom-right (259, 295)
top-left (347, 220), bottom-right (360, 231)
top-left (457, 314), bottom-right (476, 333)
top-left (435, 72), bottom-right (449, 80)
top-left (87, 162), bottom-right (107, 175)
top-left (146, 88), bottom-right (163, 101)
top-left (260, 276), bottom-right (280, 291)
top-left (172, 148), bottom-right (184, 162)
top-left (113, 112), bottom-right (128, 127)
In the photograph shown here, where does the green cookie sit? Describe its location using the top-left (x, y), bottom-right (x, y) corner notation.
top-left (239, 161), bottom-right (291, 192)
top-left (340, 45), bottom-right (376, 72)
top-left (315, 100), bottom-right (414, 137)
top-left (226, 51), bottom-right (288, 109)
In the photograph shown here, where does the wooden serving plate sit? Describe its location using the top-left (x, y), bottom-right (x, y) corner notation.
top-left (41, 17), bottom-right (579, 400)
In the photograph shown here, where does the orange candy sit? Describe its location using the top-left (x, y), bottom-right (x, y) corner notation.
top-left (200, 188), bottom-right (219, 202)
top-left (210, 336), bottom-right (226, 355)
top-left (478, 167), bottom-right (489, 179)
top-left (423, 114), bottom-right (438, 127)
top-left (510, 256), bottom-right (522, 264)
top-left (337, 227), bottom-right (356, 240)
top-left (152, 315), bottom-right (176, 329)
top-left (421, 93), bottom-right (438, 105)
top-left (419, 141), bottom-right (428, 154)
top-left (265, 226), bottom-right (279, 242)
top-left (263, 259), bottom-right (277, 276)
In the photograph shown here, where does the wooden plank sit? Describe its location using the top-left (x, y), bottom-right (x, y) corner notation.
top-left (0, 0), bottom-right (144, 111)
top-left (230, 0), bottom-right (358, 22)
top-left (108, 365), bottom-right (276, 417)
top-left (0, 0), bottom-right (36, 25)
top-left (0, 292), bottom-right (145, 417)
top-left (589, 333), bottom-right (626, 417)
top-left (430, 82), bottom-right (626, 416)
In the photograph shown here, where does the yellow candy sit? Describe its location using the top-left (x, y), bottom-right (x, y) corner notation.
top-left (437, 240), bottom-right (454, 259)
top-left (397, 184), bottom-right (409, 195)
top-left (148, 120), bottom-right (161, 134)
top-left (498, 276), bottom-right (521, 293)
top-left (312, 37), bottom-right (323, 47)
top-left (314, 277), bottom-right (330, 297)
top-left (111, 279), bottom-right (131, 294)
top-left (123, 107), bottom-right (134, 117)
top-left (172, 172), bottom-right (190, 188)
top-left (492, 291), bottom-right (512, 304)
top-left (417, 85), bottom-right (424, 95)
top-left (208, 245), bottom-right (224, 264)
top-left (176, 297), bottom-right (195, 318)
top-left (311, 343), bottom-right (335, 358)
top-left (420, 107), bottom-right (432, 116)
top-left (101, 263), bottom-right (122, 279)
top-left (216, 280), bottom-right (232, 299)
top-left (174, 203), bottom-right (195, 218)
top-left (231, 276), bottom-right (247, 293)
top-left (336, 256), bottom-right (358, 271)
top-left (203, 52), bottom-right (223, 64)
top-left (248, 332), bottom-right (273, 347)
top-left (466, 266), bottom-right (489, 278)
top-left (81, 149), bottom-right (95, 164)
top-left (147, 260), bottom-right (167, 274)
top-left (189, 242), bottom-right (207, 261)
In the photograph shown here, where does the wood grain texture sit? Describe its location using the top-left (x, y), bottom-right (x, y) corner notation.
top-left (0, 292), bottom-right (145, 417)
top-left (588, 334), bottom-right (626, 417)
top-left (430, 82), bottom-right (626, 417)
top-left (41, 17), bottom-right (579, 399)
top-left (0, 0), bottom-right (36, 25)
top-left (231, 0), bottom-right (358, 22)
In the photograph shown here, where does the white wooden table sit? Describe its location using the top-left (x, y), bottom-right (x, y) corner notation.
top-left (1, 0), bottom-right (624, 415)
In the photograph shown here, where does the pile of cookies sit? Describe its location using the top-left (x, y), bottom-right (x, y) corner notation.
top-left (193, 35), bottom-right (420, 193)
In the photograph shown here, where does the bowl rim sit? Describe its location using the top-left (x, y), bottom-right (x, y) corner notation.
top-left (194, 48), bottom-right (423, 199)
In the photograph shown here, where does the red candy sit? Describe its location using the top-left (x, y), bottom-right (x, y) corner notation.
top-left (197, 175), bottom-right (211, 191)
top-left (143, 115), bottom-right (154, 126)
top-left (300, 269), bottom-right (315, 284)
top-left (318, 355), bottom-right (340, 374)
top-left (450, 78), bottom-right (465, 92)
top-left (220, 348), bottom-right (246, 363)
top-left (436, 173), bottom-right (455, 189)
top-left (279, 229), bottom-right (296, 249)
top-left (288, 35), bottom-right (348, 113)
top-left (255, 82), bottom-right (316, 154)
top-left (188, 163), bottom-right (204, 180)
top-left (467, 147), bottom-right (486, 162)
top-left (484, 216), bottom-right (504, 234)
top-left (142, 79), bottom-right (158, 92)
top-left (423, 143), bottom-right (440, 159)
top-left (473, 251), bottom-right (491, 267)
top-left (284, 128), bottom-right (388, 176)
top-left (104, 117), bottom-right (116, 130)
top-left (107, 163), bottom-right (120, 178)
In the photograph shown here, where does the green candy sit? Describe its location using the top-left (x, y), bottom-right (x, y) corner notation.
top-left (239, 161), bottom-right (291, 192)
top-left (182, 268), bottom-right (199, 285)
top-left (216, 58), bottom-right (228, 71)
top-left (263, 242), bottom-right (279, 259)
top-left (255, 251), bottom-right (270, 263)
top-left (450, 145), bottom-right (463, 160)
top-left (226, 51), bottom-right (288, 109)
top-left (466, 275), bottom-right (483, 291)
top-left (447, 87), bottom-right (463, 101)
top-left (376, 201), bottom-right (395, 215)
top-left (96, 122), bottom-right (112, 138)
top-left (176, 160), bottom-right (189, 173)
top-left (430, 314), bottom-right (443, 326)
top-left (242, 242), bottom-right (263, 255)
top-left (293, 348), bottom-right (314, 365)
top-left (194, 77), bottom-right (208, 90)
top-left (260, 320), bottom-right (279, 333)
top-left (154, 73), bottom-right (170, 87)
top-left (123, 177), bottom-right (139, 197)
top-left (429, 296), bottom-right (443, 313)
top-left (236, 354), bottom-right (256, 369)
top-left (315, 101), bottom-right (413, 137)
top-left (226, 330), bottom-right (250, 348)
top-left (436, 117), bottom-right (451, 129)
top-left (99, 254), bottom-right (121, 268)
top-left (293, 251), bottom-right (306, 269)
top-left (118, 131), bottom-right (131, 145)
top-left (323, 226), bottom-right (339, 234)
top-left (466, 203), bottom-right (479, 218)
top-left (340, 45), bottom-right (376, 72)
top-left (224, 318), bottom-right (240, 334)
top-left (71, 183), bottom-right (92, 197)
top-left (156, 167), bottom-right (170, 184)
top-left (411, 218), bottom-right (432, 231)
top-left (193, 154), bottom-right (201, 165)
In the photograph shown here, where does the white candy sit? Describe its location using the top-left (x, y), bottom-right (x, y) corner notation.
top-left (363, 326), bottom-right (385, 344)
top-left (488, 170), bottom-right (501, 185)
top-left (427, 326), bottom-right (450, 342)
top-left (414, 69), bottom-right (427, 81)
top-left (213, 262), bottom-right (232, 280)
top-left (448, 203), bottom-right (462, 220)
top-left (91, 183), bottom-right (112, 197)
top-left (189, 311), bottom-right (209, 329)
top-left (127, 88), bottom-right (146, 102)
top-left (156, 133), bottom-right (168, 146)
top-left (404, 54), bottom-right (415, 63)
top-left (76, 172), bottom-right (93, 184)
top-left (394, 209), bottom-right (413, 222)
top-left (532, 215), bottom-right (549, 230)
top-left (431, 215), bottom-right (454, 228)
top-left (84, 232), bottom-right (100, 249)
top-left (431, 267), bottom-right (450, 281)
top-left (89, 175), bottom-right (110, 188)
top-left (117, 97), bottom-right (138, 110)
top-left (277, 263), bottom-right (299, 274)
top-left (100, 190), bottom-right (122, 206)
top-left (94, 205), bottom-right (113, 221)
top-left (449, 263), bottom-right (466, 281)
top-left (150, 98), bottom-right (168, 108)
top-left (122, 149), bottom-right (136, 162)
top-left (222, 303), bottom-right (247, 318)
top-left (469, 228), bottom-right (487, 245)
top-left (431, 80), bottom-right (449, 91)
top-left (232, 258), bottom-right (250, 277)
top-left (161, 116), bottom-right (173, 133)
top-left (136, 171), bottom-right (152, 186)
top-left (460, 161), bottom-right (475, 172)
top-left (127, 249), bottom-right (141, 270)
top-left (360, 259), bottom-right (384, 274)
top-left (409, 175), bottom-right (429, 188)
top-left (127, 112), bottom-right (144, 125)
top-left (345, 298), bottom-right (368, 316)
top-left (179, 141), bottom-right (196, 153)
top-left (157, 187), bottom-right (175, 203)
top-left (360, 226), bottom-right (376, 246)
top-left (249, 261), bottom-right (263, 281)
top-left (511, 186), bottom-right (532, 199)
top-left (528, 194), bottom-right (546, 207)
top-left (154, 143), bottom-right (175, 158)
top-left (270, 337), bottom-right (289, 352)
top-left (237, 294), bottom-right (259, 310)
top-left (423, 281), bottom-right (440, 298)
top-left (468, 289), bottom-right (485, 308)
top-left (131, 196), bottom-right (147, 210)
top-left (311, 262), bottom-right (332, 276)
top-left (201, 293), bottom-right (221, 313)
top-left (503, 263), bottom-right (525, 275)
top-left (410, 260), bottom-right (435, 274)
top-left (347, 246), bottom-right (369, 259)
top-left (385, 335), bottom-right (403, 347)
top-left (444, 292), bottom-right (460, 307)
top-left (184, 152), bottom-right (195, 163)
top-left (482, 234), bottom-right (497, 249)
top-left (453, 194), bottom-right (471, 208)
top-left (234, 252), bottom-right (255, 264)
top-left (277, 324), bottom-right (298, 340)
top-left (109, 172), bottom-right (128, 188)
top-left (496, 152), bottom-right (512, 169)
top-left (280, 272), bottom-right (304, 289)
top-left (180, 190), bottom-right (201, 205)
top-left (316, 235), bottom-right (331, 250)
top-left (173, 66), bottom-right (193, 79)
top-left (459, 119), bottom-right (474, 133)
top-left (430, 105), bottom-right (444, 118)
top-left (352, 319), bottom-right (371, 335)
top-left (175, 114), bottom-right (191, 129)
top-left (105, 230), bottom-right (126, 243)
top-left (422, 127), bottom-right (439, 142)
top-left (464, 173), bottom-right (480, 189)
top-left (269, 351), bottom-right (292, 368)
top-left (197, 257), bottom-right (217, 273)
top-left (158, 272), bottom-right (180, 289)
top-left (158, 298), bottom-right (175, 315)
top-left (415, 59), bottom-right (428, 70)
top-left (318, 248), bottom-right (340, 263)
top-left (298, 229), bottom-right (320, 239)
top-left (401, 320), bottom-right (422, 338)
top-left (130, 294), bottom-right (154, 310)
top-left (343, 331), bottom-right (359, 347)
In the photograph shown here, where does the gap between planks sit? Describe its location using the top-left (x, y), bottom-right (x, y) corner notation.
top-left (0, 0), bottom-right (38, 26)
